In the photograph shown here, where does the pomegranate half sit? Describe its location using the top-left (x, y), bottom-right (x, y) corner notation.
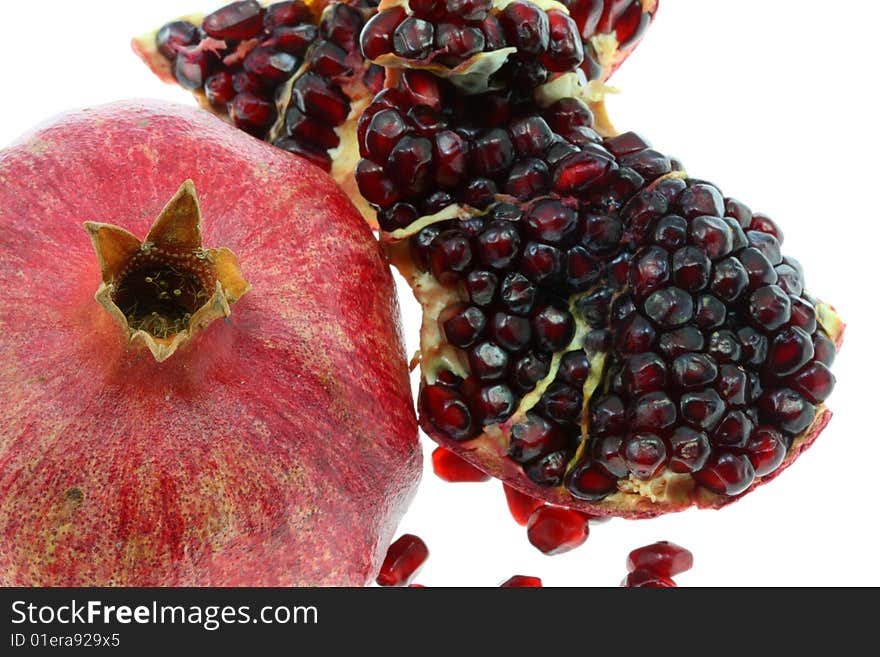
top-left (0, 99), bottom-right (421, 586)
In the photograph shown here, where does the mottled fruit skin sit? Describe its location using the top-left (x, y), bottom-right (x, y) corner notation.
top-left (0, 100), bottom-right (421, 586)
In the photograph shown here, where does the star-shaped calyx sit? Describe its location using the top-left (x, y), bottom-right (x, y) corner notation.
top-left (84, 180), bottom-right (250, 362)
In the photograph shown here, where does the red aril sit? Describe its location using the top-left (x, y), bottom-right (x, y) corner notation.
top-left (500, 575), bottom-right (543, 587)
top-left (377, 534), bottom-right (430, 587)
top-left (621, 568), bottom-right (677, 588)
top-left (526, 506), bottom-right (590, 555)
top-left (626, 541), bottom-right (693, 577)
top-left (504, 484), bottom-right (545, 526)
top-left (432, 447), bottom-right (491, 482)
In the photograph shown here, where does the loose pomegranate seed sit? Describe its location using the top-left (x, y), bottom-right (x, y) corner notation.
top-left (621, 568), bottom-right (677, 588)
top-left (503, 484), bottom-right (544, 526)
top-left (627, 541), bottom-right (693, 577)
top-left (500, 575), bottom-right (543, 587)
top-left (376, 534), bottom-right (429, 587)
top-left (156, 21), bottom-right (199, 59)
top-left (202, 1), bottom-right (264, 40)
top-left (526, 505), bottom-right (589, 555)
top-left (431, 447), bottom-right (491, 482)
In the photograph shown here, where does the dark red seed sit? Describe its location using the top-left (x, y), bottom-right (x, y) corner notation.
top-left (677, 183), bottom-right (724, 219)
top-left (156, 21), bottom-right (199, 60)
top-left (422, 384), bottom-right (476, 440)
top-left (748, 285), bottom-right (792, 332)
top-left (500, 1), bottom-right (550, 55)
top-left (174, 47), bottom-right (212, 90)
top-left (435, 23), bottom-right (485, 60)
top-left (393, 17), bottom-right (435, 59)
top-left (724, 197), bottom-right (753, 228)
top-left (526, 506), bottom-right (589, 555)
top-left (376, 534), bottom-right (429, 587)
top-left (526, 199), bottom-right (578, 245)
top-left (591, 433), bottom-right (627, 477)
top-left (714, 410), bottom-right (754, 448)
top-left (204, 71), bottom-right (235, 106)
top-left (512, 351), bottom-right (550, 392)
top-left (813, 332), bottom-right (837, 367)
top-left (468, 341), bottom-right (510, 382)
top-left (652, 214), bottom-right (688, 250)
top-left (408, 106), bottom-right (448, 136)
top-left (619, 148), bottom-right (672, 180)
top-left (532, 305), bottom-right (574, 352)
top-left (737, 327), bottom-right (769, 367)
top-left (355, 159), bottom-right (400, 206)
top-left (620, 353), bottom-right (667, 396)
top-left (431, 446), bottom-right (490, 482)
top-left (360, 7), bottom-right (407, 59)
top-left (566, 461), bottom-right (618, 501)
top-left (750, 213), bottom-right (784, 243)
top-left (500, 272), bottom-right (537, 315)
top-left (621, 432), bottom-right (667, 479)
top-left (738, 247), bottom-right (778, 290)
top-left (540, 382), bottom-right (583, 423)
top-left (408, 0), bottom-right (438, 17)
top-left (269, 24), bottom-right (319, 55)
top-left (491, 312), bottom-right (532, 352)
top-left (500, 575), bottom-right (543, 587)
top-left (263, 1), bottom-right (311, 30)
top-left (672, 353), bottom-right (718, 390)
top-left (591, 395), bottom-right (625, 435)
top-left (716, 364), bottom-right (749, 407)
top-left (310, 40), bottom-right (351, 77)
top-left (293, 73), bottom-right (350, 125)
top-left (543, 10), bottom-right (584, 71)
top-left (520, 242), bottom-right (561, 283)
top-left (667, 426), bottom-right (710, 473)
top-left (505, 159), bottom-right (550, 199)
top-left (378, 202), bottom-right (419, 232)
top-left (244, 47), bottom-right (299, 83)
top-left (432, 130), bottom-right (469, 189)
top-left (615, 314), bottom-right (655, 355)
top-left (543, 97), bottom-right (594, 134)
top-left (658, 326), bottom-right (704, 359)
top-left (565, 246), bottom-right (601, 290)
top-left (477, 220), bottom-right (521, 269)
top-left (627, 541), bottom-right (694, 577)
top-left (466, 270), bottom-right (498, 307)
top-left (442, 305), bottom-right (487, 349)
top-left (479, 13), bottom-right (507, 49)
top-left (284, 107), bottom-right (340, 150)
top-left (622, 568), bottom-right (677, 588)
top-left (524, 449), bottom-right (570, 486)
top-left (509, 116), bottom-right (555, 157)
top-left (790, 360), bottom-right (835, 403)
top-left (274, 137), bottom-right (332, 171)
top-left (680, 389), bottom-right (725, 431)
top-left (232, 71), bottom-right (267, 96)
top-left (694, 451), bottom-right (756, 496)
top-left (644, 287), bottom-right (694, 328)
top-left (552, 150), bottom-right (616, 194)
top-left (630, 246), bottom-right (669, 298)
top-left (229, 92), bottom-right (276, 136)
top-left (388, 135), bottom-right (433, 195)
top-left (320, 2), bottom-right (364, 51)
top-left (503, 484), bottom-right (543, 525)
top-left (364, 109), bottom-right (409, 162)
top-left (689, 216), bottom-right (734, 259)
top-left (745, 425), bottom-right (788, 477)
top-left (443, 0), bottom-right (493, 21)
top-left (775, 263), bottom-right (804, 297)
top-left (509, 413), bottom-right (565, 462)
top-left (472, 383), bottom-right (517, 425)
top-left (758, 388), bottom-right (815, 435)
top-left (471, 128), bottom-right (515, 177)
top-left (401, 69), bottom-right (443, 111)
top-left (671, 246), bottom-right (711, 292)
top-left (747, 230), bottom-right (783, 265)
top-left (631, 391), bottom-right (676, 430)
top-left (767, 326), bottom-right (815, 377)
top-left (558, 351), bottom-right (591, 386)
top-left (581, 214), bottom-right (623, 254)
top-left (202, 0), bottom-right (264, 40)
top-left (694, 294), bottom-right (726, 329)
top-left (708, 329), bottom-right (741, 365)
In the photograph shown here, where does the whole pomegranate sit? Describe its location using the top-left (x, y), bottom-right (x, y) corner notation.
top-left (0, 99), bottom-right (421, 586)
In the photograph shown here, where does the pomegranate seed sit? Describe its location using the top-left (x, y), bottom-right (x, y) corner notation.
top-left (813, 332), bottom-right (837, 366)
top-left (508, 412), bottom-right (564, 463)
top-left (442, 305), bottom-right (487, 349)
top-left (766, 326), bottom-right (815, 376)
top-left (284, 108), bottom-right (340, 150)
top-left (263, 1), bottom-right (311, 30)
top-left (156, 21), bottom-right (199, 59)
top-left (467, 341), bottom-right (510, 382)
top-left (310, 40), bottom-right (351, 77)
top-left (228, 92), bottom-right (275, 136)
top-left (364, 109), bottom-right (410, 162)
top-left (532, 305), bottom-right (574, 352)
top-left (750, 212), bottom-right (785, 243)
top-left (431, 447), bottom-right (490, 482)
top-left (758, 388), bottom-right (815, 435)
top-left (401, 69), bottom-right (443, 111)
top-left (204, 71), bottom-right (235, 106)
top-left (621, 432), bottom-right (667, 479)
top-left (269, 24), bottom-right (319, 55)
top-left (320, 2), bottom-right (364, 51)
top-left (436, 23), bottom-right (485, 60)
top-left (174, 46), bottom-right (213, 90)
top-left (512, 351), bottom-right (550, 392)
top-left (500, 1), bottom-right (550, 55)
top-left (621, 568), bottom-right (677, 588)
top-left (606, 132), bottom-right (651, 156)
top-left (543, 10), bottom-right (584, 71)
top-left (500, 575), bottom-right (543, 587)
top-left (566, 461), bottom-right (618, 501)
top-left (471, 129), bottom-right (515, 177)
top-left (471, 383), bottom-right (517, 424)
top-left (292, 73), bottom-right (350, 125)
top-left (243, 47), bottom-right (299, 83)
top-left (443, 0), bottom-right (493, 21)
top-left (355, 160), bottom-right (401, 206)
top-left (667, 426), bottom-right (710, 473)
top-left (360, 8), bottom-right (405, 60)
top-left (677, 183), bottom-right (724, 219)
top-left (422, 384), bottom-right (476, 441)
top-left (526, 505), bottom-right (589, 555)
top-left (693, 451), bottom-right (756, 496)
top-left (745, 425), bottom-right (788, 476)
top-left (376, 534), bottom-right (429, 587)
top-left (202, 1), bottom-right (264, 40)
top-left (747, 230), bottom-right (783, 265)
top-left (503, 484), bottom-right (545, 526)
top-left (627, 541), bottom-right (693, 577)
top-left (748, 285), bottom-right (791, 332)
top-left (790, 360), bottom-right (835, 403)
top-left (552, 150), bottom-right (616, 194)
top-left (393, 17), bottom-right (435, 59)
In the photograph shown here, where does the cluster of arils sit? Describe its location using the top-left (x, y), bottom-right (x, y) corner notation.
top-left (150, 0), bottom-right (382, 170)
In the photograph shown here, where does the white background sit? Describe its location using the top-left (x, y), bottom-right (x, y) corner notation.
top-left (1, 1), bottom-right (878, 586)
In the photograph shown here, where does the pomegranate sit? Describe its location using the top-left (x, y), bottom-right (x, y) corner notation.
top-left (0, 99), bottom-right (420, 586)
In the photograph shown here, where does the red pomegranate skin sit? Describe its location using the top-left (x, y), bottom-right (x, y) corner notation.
top-left (0, 99), bottom-right (421, 586)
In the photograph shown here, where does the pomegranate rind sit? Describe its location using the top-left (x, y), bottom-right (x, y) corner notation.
top-left (0, 99), bottom-right (421, 585)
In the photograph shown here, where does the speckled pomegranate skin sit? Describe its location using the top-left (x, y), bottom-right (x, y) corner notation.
top-left (0, 99), bottom-right (421, 586)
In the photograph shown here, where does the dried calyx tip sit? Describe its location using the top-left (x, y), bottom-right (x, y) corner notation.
top-left (84, 180), bottom-right (250, 362)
